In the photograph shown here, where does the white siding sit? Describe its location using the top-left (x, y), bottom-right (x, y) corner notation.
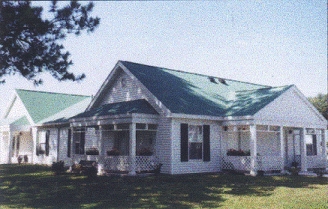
top-left (156, 117), bottom-right (172, 174)
top-left (171, 118), bottom-right (221, 175)
top-left (255, 87), bottom-right (327, 128)
top-left (5, 96), bottom-right (29, 120)
top-left (98, 70), bottom-right (145, 106)
top-left (33, 128), bottom-right (58, 165)
top-left (0, 130), bottom-right (9, 164)
top-left (58, 128), bottom-right (72, 166)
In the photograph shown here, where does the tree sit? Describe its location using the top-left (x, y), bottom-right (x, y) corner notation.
top-left (308, 93), bottom-right (328, 120)
top-left (0, 0), bottom-right (100, 85)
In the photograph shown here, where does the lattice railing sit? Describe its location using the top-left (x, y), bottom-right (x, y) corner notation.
top-left (307, 156), bottom-right (327, 169)
top-left (257, 156), bottom-right (283, 171)
top-left (222, 156), bottom-right (283, 172)
top-left (103, 156), bottom-right (160, 172)
top-left (103, 156), bottom-right (130, 172)
top-left (222, 156), bottom-right (251, 171)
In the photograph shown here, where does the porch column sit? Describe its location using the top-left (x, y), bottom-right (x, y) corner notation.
top-left (129, 123), bottom-right (137, 175)
top-left (98, 126), bottom-right (104, 175)
top-left (300, 128), bottom-right (307, 172)
top-left (7, 131), bottom-right (12, 164)
top-left (250, 125), bottom-right (257, 176)
top-left (279, 126), bottom-right (285, 172)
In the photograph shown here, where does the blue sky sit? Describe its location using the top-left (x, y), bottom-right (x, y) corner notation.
top-left (0, 0), bottom-right (327, 116)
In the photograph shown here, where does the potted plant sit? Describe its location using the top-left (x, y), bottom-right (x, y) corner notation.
top-left (137, 147), bottom-right (153, 156)
top-left (107, 148), bottom-right (120, 156)
top-left (226, 149), bottom-right (250, 156)
top-left (85, 147), bottom-right (99, 155)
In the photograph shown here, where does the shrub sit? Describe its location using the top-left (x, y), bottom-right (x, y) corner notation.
top-left (83, 166), bottom-right (98, 178)
top-left (51, 161), bottom-right (66, 175)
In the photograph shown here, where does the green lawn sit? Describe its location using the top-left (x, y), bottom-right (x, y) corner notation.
top-left (0, 164), bottom-right (327, 209)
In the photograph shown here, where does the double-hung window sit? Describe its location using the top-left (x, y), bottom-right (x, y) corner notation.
top-left (74, 128), bottom-right (85, 155)
top-left (305, 134), bottom-right (317, 156)
top-left (36, 130), bottom-right (50, 156)
top-left (181, 123), bottom-right (210, 162)
top-left (188, 125), bottom-right (203, 159)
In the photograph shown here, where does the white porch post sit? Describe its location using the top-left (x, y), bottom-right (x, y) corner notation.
top-left (280, 126), bottom-right (285, 172)
top-left (98, 126), bottom-right (104, 175)
top-left (300, 128), bottom-right (307, 172)
top-left (7, 130), bottom-right (12, 164)
top-left (129, 123), bottom-right (137, 175)
top-left (250, 125), bottom-right (257, 176)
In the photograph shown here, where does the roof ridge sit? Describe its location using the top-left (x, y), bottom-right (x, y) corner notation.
top-left (15, 88), bottom-right (91, 98)
top-left (120, 60), bottom-right (270, 88)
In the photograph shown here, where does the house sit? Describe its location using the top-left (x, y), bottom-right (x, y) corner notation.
top-left (0, 89), bottom-right (91, 165)
top-left (0, 60), bottom-right (327, 176)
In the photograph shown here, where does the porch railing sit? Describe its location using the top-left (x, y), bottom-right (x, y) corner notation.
top-left (222, 156), bottom-right (251, 171)
top-left (103, 156), bottom-right (160, 172)
top-left (222, 156), bottom-right (283, 172)
top-left (307, 156), bottom-right (327, 169)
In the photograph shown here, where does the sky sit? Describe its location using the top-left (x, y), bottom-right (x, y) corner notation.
top-left (0, 0), bottom-right (327, 116)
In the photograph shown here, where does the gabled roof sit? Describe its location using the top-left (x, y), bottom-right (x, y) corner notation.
top-left (72, 99), bottom-right (158, 119)
top-left (15, 89), bottom-right (91, 124)
top-left (120, 61), bottom-right (292, 117)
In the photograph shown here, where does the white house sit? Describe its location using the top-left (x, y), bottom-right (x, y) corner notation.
top-left (0, 60), bottom-right (327, 176)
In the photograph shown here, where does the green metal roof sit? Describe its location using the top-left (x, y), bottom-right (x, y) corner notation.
top-left (72, 99), bottom-right (158, 119)
top-left (16, 89), bottom-right (91, 123)
top-left (0, 116), bottom-right (30, 126)
top-left (120, 61), bottom-right (292, 117)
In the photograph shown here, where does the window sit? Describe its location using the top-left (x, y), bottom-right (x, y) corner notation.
top-left (188, 125), bottom-right (203, 159)
top-left (36, 130), bottom-right (50, 156)
top-left (74, 128), bottom-right (85, 155)
top-left (305, 134), bottom-right (317, 156)
top-left (181, 124), bottom-right (210, 162)
top-left (120, 77), bottom-right (127, 88)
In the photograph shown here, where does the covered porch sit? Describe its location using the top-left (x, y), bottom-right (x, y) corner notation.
top-left (221, 124), bottom-right (327, 175)
top-left (69, 99), bottom-right (161, 175)
top-left (0, 117), bottom-right (33, 164)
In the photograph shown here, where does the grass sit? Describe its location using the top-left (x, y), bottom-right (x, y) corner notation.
top-left (0, 164), bottom-right (327, 209)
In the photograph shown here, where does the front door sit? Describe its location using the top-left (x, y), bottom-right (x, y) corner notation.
top-left (285, 129), bottom-right (301, 167)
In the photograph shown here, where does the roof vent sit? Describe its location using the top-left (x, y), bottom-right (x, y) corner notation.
top-left (208, 77), bottom-right (218, 84)
top-left (218, 78), bottom-right (227, 85)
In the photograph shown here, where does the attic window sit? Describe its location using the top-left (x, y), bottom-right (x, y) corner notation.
top-left (120, 77), bottom-right (127, 88)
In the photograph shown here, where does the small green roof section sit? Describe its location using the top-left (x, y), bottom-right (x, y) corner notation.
top-left (120, 61), bottom-right (292, 117)
top-left (16, 89), bottom-right (91, 123)
top-left (72, 99), bottom-right (158, 119)
top-left (0, 116), bottom-right (30, 126)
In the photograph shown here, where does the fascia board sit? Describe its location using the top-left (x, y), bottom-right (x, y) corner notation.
top-left (86, 62), bottom-right (122, 110)
top-left (6, 90), bottom-right (35, 126)
top-left (2, 93), bottom-right (18, 119)
top-left (169, 113), bottom-right (254, 122)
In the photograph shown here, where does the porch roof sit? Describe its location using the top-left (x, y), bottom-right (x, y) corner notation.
top-left (121, 61), bottom-right (292, 117)
top-left (71, 99), bottom-right (159, 119)
top-left (0, 116), bottom-right (30, 126)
